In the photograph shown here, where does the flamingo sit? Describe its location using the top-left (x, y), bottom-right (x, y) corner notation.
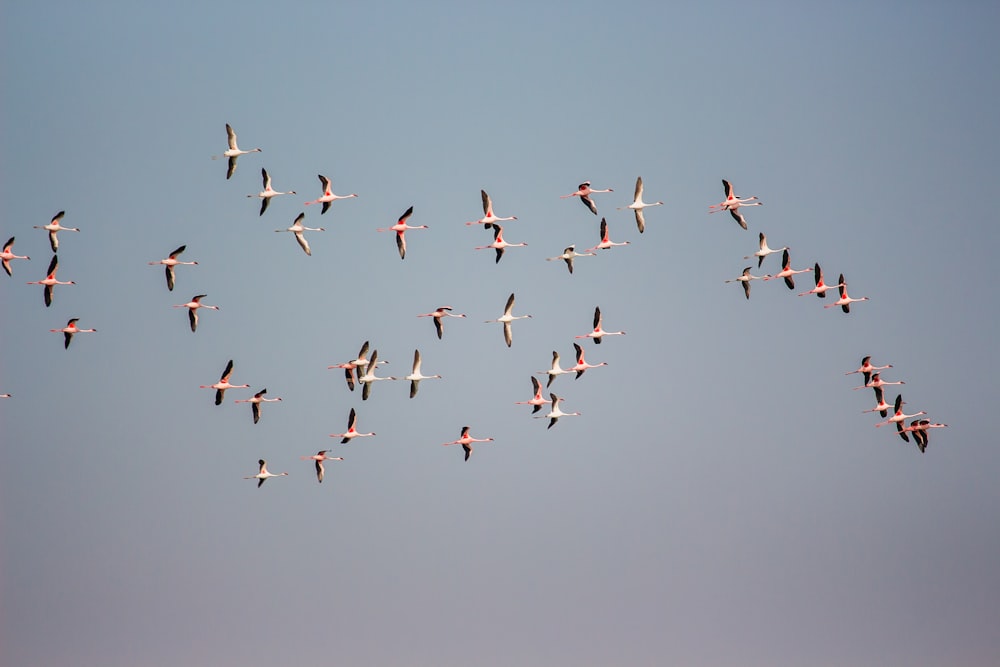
top-left (534, 393), bottom-right (581, 429)
top-left (34, 211), bottom-right (80, 252)
top-left (725, 266), bottom-right (765, 300)
top-left (798, 263), bottom-right (843, 298)
top-left (300, 450), bottom-right (344, 483)
top-left (514, 376), bottom-right (548, 414)
top-left (901, 419), bottom-right (948, 453)
top-left (846, 356), bottom-right (893, 386)
top-left (560, 181), bottom-right (613, 215)
top-left (854, 372), bottom-right (905, 393)
top-left (304, 174), bottom-right (357, 214)
top-left (875, 394), bottom-right (927, 441)
top-left (570, 342), bottom-right (607, 379)
top-left (244, 459), bottom-right (287, 488)
top-left (327, 341), bottom-right (387, 392)
top-left (404, 349), bottom-right (442, 398)
top-left (417, 306), bottom-right (467, 340)
top-left (485, 292), bottom-right (532, 347)
top-left (0, 394), bottom-right (10, 399)
top-left (212, 123), bottom-right (261, 179)
top-left (276, 212), bottom-right (324, 256)
top-left (537, 350), bottom-right (573, 388)
top-left (575, 306), bottom-right (625, 344)
top-left (173, 294), bottom-right (219, 332)
top-left (199, 359), bottom-right (250, 405)
top-left (27, 255), bottom-right (74, 307)
top-left (547, 245), bottom-right (595, 274)
top-left (475, 224), bottom-right (528, 263)
top-left (234, 388), bottom-right (282, 424)
top-left (862, 387), bottom-right (896, 418)
top-left (247, 168), bottom-right (296, 216)
top-left (377, 205), bottom-right (427, 259)
top-left (330, 407), bottom-right (376, 443)
top-left (466, 190), bottom-right (517, 228)
top-left (50, 317), bottom-right (97, 349)
top-left (357, 349), bottom-right (396, 400)
top-left (824, 274), bottom-right (870, 313)
top-left (617, 176), bottom-right (663, 233)
top-left (708, 179), bottom-right (761, 230)
top-left (442, 426), bottom-right (494, 461)
top-left (585, 217), bottom-right (630, 253)
top-left (763, 249), bottom-right (811, 289)
top-left (1, 237), bottom-right (29, 277)
top-left (743, 232), bottom-right (787, 268)
top-left (148, 244), bottom-right (197, 291)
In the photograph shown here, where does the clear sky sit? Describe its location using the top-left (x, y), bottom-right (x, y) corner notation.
top-left (2, 1), bottom-right (999, 666)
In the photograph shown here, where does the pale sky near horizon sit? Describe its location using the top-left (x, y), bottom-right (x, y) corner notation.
top-left (3, 2), bottom-right (999, 666)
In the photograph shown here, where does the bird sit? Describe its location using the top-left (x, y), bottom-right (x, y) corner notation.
top-left (148, 245), bottom-right (197, 291)
top-left (1, 237), bottom-right (29, 277)
top-left (854, 372), bottom-right (905, 393)
top-left (585, 217), bottom-right (630, 253)
top-left (50, 317), bottom-right (97, 349)
top-left (300, 450), bottom-right (344, 483)
top-left (575, 306), bottom-right (625, 344)
top-left (27, 255), bottom-right (74, 307)
top-left (763, 249), bottom-right (811, 289)
top-left (570, 342), bottom-right (608, 378)
top-left (212, 123), bottom-right (261, 179)
top-left (797, 263), bottom-right (843, 298)
top-left (743, 232), bottom-right (787, 268)
top-left (303, 174), bottom-right (357, 214)
top-left (514, 376), bottom-right (549, 414)
top-left (901, 419), bottom-right (948, 453)
top-left (708, 179), bottom-right (761, 230)
top-left (404, 349), bottom-right (442, 398)
top-left (617, 176), bottom-right (663, 233)
top-left (725, 266), bottom-right (765, 300)
top-left (244, 459), bottom-right (287, 488)
top-left (327, 341), bottom-right (387, 392)
top-left (377, 206), bottom-right (427, 259)
top-left (417, 306), bottom-right (467, 340)
top-left (824, 274), bottom-right (870, 313)
top-left (247, 168), bottom-right (296, 216)
top-left (534, 393), bottom-right (581, 429)
top-left (875, 394), bottom-right (927, 441)
top-left (173, 294), bottom-right (219, 332)
top-left (560, 181), bottom-right (613, 215)
top-left (466, 190), bottom-right (517, 228)
top-left (276, 212), bottom-right (324, 256)
top-left (442, 426), bottom-right (494, 461)
top-left (0, 393), bottom-right (10, 399)
top-left (862, 387), bottom-right (896, 418)
top-left (537, 350), bottom-right (573, 387)
top-left (546, 245), bottom-right (595, 274)
top-left (330, 407), bottom-right (376, 443)
top-left (357, 349), bottom-right (396, 400)
top-left (199, 359), bottom-right (250, 405)
top-left (34, 211), bottom-right (80, 252)
top-left (846, 356), bottom-right (893, 386)
top-left (234, 388), bottom-right (282, 424)
top-left (474, 224), bottom-right (528, 263)
top-left (485, 293), bottom-right (532, 347)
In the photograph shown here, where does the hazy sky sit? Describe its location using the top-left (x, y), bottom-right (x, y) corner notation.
top-left (3, 2), bottom-right (999, 666)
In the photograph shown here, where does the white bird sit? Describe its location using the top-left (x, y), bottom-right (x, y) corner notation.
top-left (300, 450), bottom-right (344, 483)
top-left (50, 317), bottom-right (97, 349)
top-left (743, 232), bottom-right (786, 268)
top-left (330, 407), bottom-right (376, 443)
top-left (234, 388), bottom-right (282, 424)
top-left (248, 168), bottom-right (296, 216)
top-left (404, 349), bottom-right (442, 398)
top-left (514, 376), bottom-right (549, 414)
top-left (763, 249), bottom-right (811, 289)
top-left (442, 426), bottom-right (494, 461)
top-left (570, 342), bottom-right (608, 379)
top-left (709, 179), bottom-right (761, 230)
top-left (854, 372), bottom-right (904, 393)
top-left (824, 274), bottom-right (870, 313)
top-left (546, 245), bottom-right (595, 274)
top-left (1, 236), bottom-right (29, 277)
top-left (466, 190), bottom-right (517, 228)
top-left (485, 292), bottom-right (532, 347)
top-left (537, 350), bottom-right (573, 388)
top-left (173, 294), bottom-right (219, 333)
top-left (585, 217), bottom-right (630, 253)
top-left (535, 393), bottom-right (581, 429)
top-left (34, 211), bottom-right (80, 252)
top-left (846, 356), bottom-right (893, 386)
top-left (148, 244), bottom-right (197, 291)
top-left (474, 224), bottom-right (528, 263)
top-left (560, 181), bottom-right (613, 215)
top-left (244, 459), bottom-right (287, 488)
top-left (327, 341), bottom-right (387, 392)
top-left (276, 212), bottom-right (324, 256)
top-left (377, 205), bottom-right (427, 259)
top-left (725, 266), bottom-right (765, 300)
top-left (27, 254), bottom-right (74, 307)
top-left (199, 359), bottom-right (250, 405)
top-left (417, 306), bottom-right (467, 340)
top-left (875, 394), bottom-right (927, 441)
top-left (574, 306), bottom-right (625, 344)
top-left (901, 419), bottom-right (949, 453)
top-left (304, 174), bottom-right (357, 214)
top-left (617, 176), bottom-right (663, 233)
top-left (862, 387), bottom-right (896, 418)
top-left (212, 123), bottom-right (261, 179)
top-left (797, 263), bottom-right (843, 298)
top-left (357, 349), bottom-right (397, 400)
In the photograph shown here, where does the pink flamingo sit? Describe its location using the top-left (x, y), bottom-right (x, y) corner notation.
top-left (148, 244), bottom-right (197, 291)
top-left (585, 217), bottom-right (630, 253)
top-left (854, 372), bottom-right (905, 393)
top-left (173, 294), bottom-right (219, 333)
top-left (442, 426), bottom-right (494, 461)
top-left (304, 174), bottom-right (357, 214)
top-left (763, 249), bottom-right (811, 289)
top-left (357, 349), bottom-right (397, 400)
top-left (234, 388), bottom-right (282, 424)
top-left (27, 254), bottom-right (74, 307)
top-left (846, 356), bottom-right (892, 386)
top-left (824, 274), bottom-right (870, 313)
top-left (617, 176), bottom-right (663, 233)
top-left (875, 394), bottom-right (926, 439)
top-left (50, 317), bottom-right (97, 349)
top-left (798, 263), bottom-right (843, 298)
top-left (900, 419), bottom-right (948, 453)
top-left (709, 179), bottom-right (761, 230)
top-left (862, 386), bottom-right (895, 418)
top-left (330, 408), bottom-right (376, 443)
top-left (212, 123), bottom-right (261, 179)
top-left (570, 342), bottom-right (607, 378)
top-left (1, 236), bottom-right (29, 277)
top-left (199, 359), bottom-right (250, 405)
top-left (475, 224), bottom-right (528, 263)
top-left (378, 205), bottom-right (427, 259)
top-left (534, 393), bottom-right (581, 429)
top-left (34, 211), bottom-right (79, 252)
top-left (561, 181), bottom-right (613, 215)
top-left (327, 341), bottom-right (387, 392)
top-left (247, 168), bottom-right (296, 216)
top-left (744, 232), bottom-right (787, 268)
top-left (514, 376), bottom-right (548, 414)
top-left (466, 190), bottom-right (517, 228)
top-left (300, 450), bottom-right (344, 483)
top-left (575, 306), bottom-right (625, 344)
top-left (417, 306), bottom-right (467, 340)
top-left (244, 459), bottom-right (287, 488)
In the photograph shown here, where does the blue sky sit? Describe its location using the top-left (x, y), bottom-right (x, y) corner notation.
top-left (2, 2), bottom-right (999, 666)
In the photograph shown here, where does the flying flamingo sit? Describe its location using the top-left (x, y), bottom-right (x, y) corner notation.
top-left (357, 349), bottom-right (396, 400)
top-left (560, 181), bottom-right (613, 215)
top-left (763, 249), bottom-right (811, 289)
top-left (547, 245), bottom-right (595, 274)
top-left (1, 237), bottom-right (29, 277)
top-left (377, 205), bottom-right (427, 259)
top-left (304, 174), bottom-right (357, 214)
top-left (466, 190), bottom-right (517, 229)
top-left (538, 350), bottom-right (573, 387)
top-left (34, 211), bottom-right (80, 252)
top-left (173, 294), bottom-right (219, 332)
top-left (27, 255), bottom-right (74, 307)
top-left (300, 450), bottom-right (344, 483)
top-left (617, 176), bottom-right (663, 233)
top-left (327, 341), bottom-right (386, 392)
top-left (212, 123), bottom-right (261, 179)
top-left (330, 407), bottom-right (376, 443)
top-left (276, 212), bottom-right (324, 256)
top-left (709, 179), bottom-right (761, 230)
top-left (244, 459), bottom-right (287, 488)
top-left (570, 342), bottom-right (607, 378)
top-left (50, 317), bottom-right (97, 349)
top-left (248, 168), bottom-right (296, 216)
top-left (417, 306), bottom-right (467, 340)
top-left (514, 376), bottom-right (548, 414)
top-left (824, 274), bottom-right (870, 313)
top-left (853, 372), bottom-right (905, 393)
top-left (900, 419), bottom-right (948, 453)
top-left (862, 387), bottom-right (896, 418)
top-left (234, 388), bottom-right (282, 424)
top-left (725, 266), bottom-right (765, 300)
top-left (199, 359), bottom-right (250, 405)
top-left (575, 306), bottom-right (625, 344)
top-left (846, 356), bottom-right (893, 386)
top-left (485, 292), bottom-right (532, 347)
top-left (0, 394), bottom-right (10, 399)
top-left (585, 217), bottom-right (630, 253)
top-left (743, 232), bottom-right (787, 268)
top-left (442, 426), bottom-right (494, 461)
top-left (535, 393), bottom-right (581, 429)
top-left (875, 394), bottom-right (927, 441)
top-left (148, 244), bottom-right (197, 291)
top-left (474, 224), bottom-right (528, 263)
top-left (797, 263), bottom-right (843, 298)
top-left (404, 349), bottom-right (442, 398)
